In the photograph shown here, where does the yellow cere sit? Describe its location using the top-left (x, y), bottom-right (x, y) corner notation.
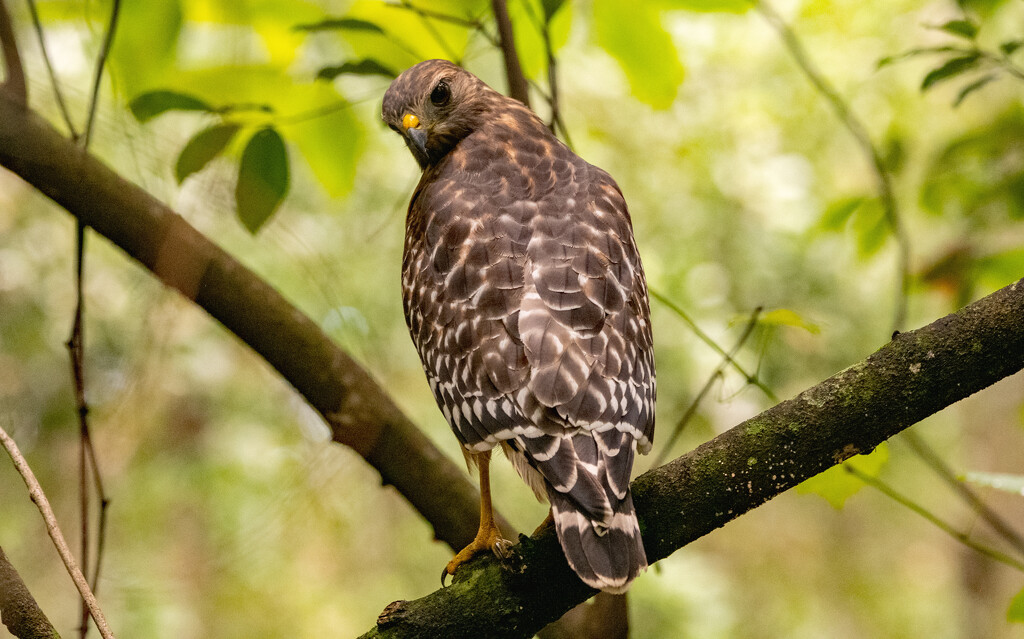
top-left (402, 113), bottom-right (420, 130)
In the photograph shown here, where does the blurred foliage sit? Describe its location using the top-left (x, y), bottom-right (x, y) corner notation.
top-left (1010, 586), bottom-right (1024, 622)
top-left (2, 0), bottom-right (1024, 637)
top-left (963, 471), bottom-right (1024, 496)
top-left (797, 443), bottom-right (889, 509)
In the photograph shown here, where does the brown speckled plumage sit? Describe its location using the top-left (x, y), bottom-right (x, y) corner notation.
top-left (383, 60), bottom-right (655, 593)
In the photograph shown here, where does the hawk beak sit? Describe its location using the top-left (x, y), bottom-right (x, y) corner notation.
top-left (402, 113), bottom-right (429, 159)
top-left (406, 126), bottom-right (428, 158)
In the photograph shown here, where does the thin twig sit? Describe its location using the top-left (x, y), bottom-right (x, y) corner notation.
top-left (66, 223), bottom-right (110, 639)
top-left (386, 0), bottom-right (464, 64)
top-left (25, 0), bottom-right (77, 137)
top-left (75, 3), bottom-right (121, 626)
top-left (542, 19), bottom-right (559, 133)
top-left (650, 288), bottom-right (779, 402)
top-left (385, 1), bottom-right (485, 31)
top-left (82, 0), bottom-right (121, 149)
top-left (490, 0), bottom-right (530, 106)
top-left (0, 423), bottom-right (117, 639)
top-left (756, 0), bottom-right (910, 333)
top-left (86, 439), bottom-right (109, 594)
top-left (651, 308), bottom-right (762, 468)
top-left (902, 431), bottom-right (1024, 558)
top-left (384, 1), bottom-right (498, 55)
top-left (846, 464), bottom-right (1024, 573)
top-left (0, 0), bottom-right (27, 104)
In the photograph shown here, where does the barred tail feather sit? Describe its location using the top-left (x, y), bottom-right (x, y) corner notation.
top-left (548, 488), bottom-right (647, 594)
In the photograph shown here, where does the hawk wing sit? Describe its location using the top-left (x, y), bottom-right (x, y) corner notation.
top-left (403, 126), bottom-right (654, 593)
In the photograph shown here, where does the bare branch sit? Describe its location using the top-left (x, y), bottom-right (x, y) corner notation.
top-left (0, 424), bottom-right (116, 639)
top-left (359, 277), bottom-right (1024, 638)
top-left (651, 289), bottom-right (778, 402)
top-left (650, 308), bottom-right (761, 468)
top-left (0, 0), bottom-right (26, 104)
top-left (490, 0), bottom-right (530, 106)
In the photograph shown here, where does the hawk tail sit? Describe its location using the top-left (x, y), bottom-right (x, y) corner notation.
top-left (548, 487), bottom-right (647, 594)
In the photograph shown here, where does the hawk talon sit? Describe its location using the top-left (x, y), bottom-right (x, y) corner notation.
top-left (442, 523), bottom-right (511, 585)
top-left (493, 537), bottom-right (513, 560)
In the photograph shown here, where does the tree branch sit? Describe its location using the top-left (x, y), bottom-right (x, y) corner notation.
top-left (0, 0), bottom-right (27, 104)
top-left (0, 91), bottom-right (510, 554)
top-left (490, 0), bottom-right (530, 106)
top-left (359, 277), bottom-right (1024, 638)
top-left (0, 545), bottom-right (61, 639)
top-left (0, 424), bottom-right (114, 639)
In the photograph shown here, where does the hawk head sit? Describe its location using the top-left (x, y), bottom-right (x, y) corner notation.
top-left (382, 59), bottom-right (496, 169)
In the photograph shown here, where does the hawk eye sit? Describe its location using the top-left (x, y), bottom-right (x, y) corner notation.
top-left (430, 80), bottom-right (451, 107)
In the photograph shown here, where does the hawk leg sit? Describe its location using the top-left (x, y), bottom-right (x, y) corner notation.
top-left (442, 450), bottom-right (512, 585)
top-left (532, 508), bottom-right (554, 536)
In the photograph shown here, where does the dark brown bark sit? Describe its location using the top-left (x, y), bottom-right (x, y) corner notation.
top-left (0, 547), bottom-right (61, 639)
top-left (0, 91), bottom-right (512, 553)
top-left (359, 278), bottom-right (1024, 638)
top-left (490, 0), bottom-right (530, 107)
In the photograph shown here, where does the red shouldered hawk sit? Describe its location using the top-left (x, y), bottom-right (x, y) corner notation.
top-left (382, 59), bottom-right (655, 593)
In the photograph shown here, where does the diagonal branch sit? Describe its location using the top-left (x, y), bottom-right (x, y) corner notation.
top-left (0, 546), bottom-right (60, 639)
top-left (0, 91), bottom-right (509, 555)
top-left (359, 277), bottom-right (1024, 638)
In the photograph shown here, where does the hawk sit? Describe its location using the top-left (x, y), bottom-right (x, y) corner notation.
top-left (382, 59), bottom-right (655, 593)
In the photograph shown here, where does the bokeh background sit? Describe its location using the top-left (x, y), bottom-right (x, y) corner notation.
top-left (1, 0), bottom-right (1023, 636)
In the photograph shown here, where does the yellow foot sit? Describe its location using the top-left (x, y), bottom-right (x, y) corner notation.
top-left (441, 524), bottom-right (512, 586)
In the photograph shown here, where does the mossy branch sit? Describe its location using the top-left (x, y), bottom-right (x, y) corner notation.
top-left (360, 278), bottom-right (1024, 639)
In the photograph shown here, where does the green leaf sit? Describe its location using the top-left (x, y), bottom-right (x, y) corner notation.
top-left (954, 73), bottom-right (998, 107)
top-left (757, 308), bottom-right (821, 335)
top-left (962, 471), bottom-right (1024, 496)
top-left (920, 112), bottom-right (1024, 221)
top-left (851, 198), bottom-right (888, 258)
top-left (592, 0), bottom-right (685, 110)
top-left (819, 197), bottom-right (865, 231)
top-left (109, 0), bottom-right (183, 94)
top-left (294, 17), bottom-right (385, 33)
top-left (316, 59), bottom-right (398, 81)
top-left (957, 0), bottom-right (1012, 17)
top-left (933, 19), bottom-right (978, 40)
top-left (921, 54), bottom-right (981, 91)
top-left (129, 90), bottom-right (214, 123)
top-left (1000, 39), bottom-right (1023, 56)
top-left (236, 128), bottom-right (290, 234)
top-left (542, 0), bottom-right (566, 21)
top-left (175, 124), bottom-right (241, 184)
top-left (797, 443), bottom-right (889, 509)
top-left (1009, 588), bottom-right (1024, 623)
